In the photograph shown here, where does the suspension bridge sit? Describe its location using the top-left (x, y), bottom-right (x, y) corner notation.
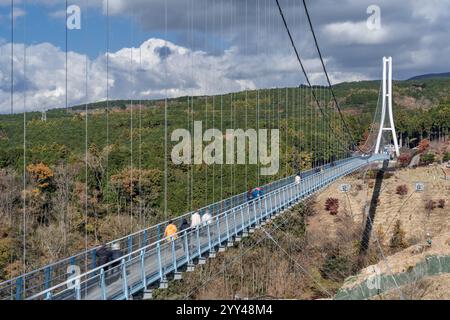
top-left (0, 0), bottom-right (400, 300)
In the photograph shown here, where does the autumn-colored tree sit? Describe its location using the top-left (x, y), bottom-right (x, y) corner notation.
top-left (418, 139), bottom-right (430, 153)
top-left (398, 153), bottom-right (411, 167)
top-left (358, 130), bottom-right (371, 153)
top-left (26, 163), bottom-right (54, 192)
top-left (111, 168), bottom-right (162, 213)
top-left (288, 148), bottom-right (312, 174)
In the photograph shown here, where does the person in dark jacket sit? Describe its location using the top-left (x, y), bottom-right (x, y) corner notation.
top-left (110, 243), bottom-right (122, 269)
top-left (107, 243), bottom-right (123, 281)
top-left (180, 218), bottom-right (190, 233)
top-left (96, 243), bottom-right (112, 271)
top-left (179, 218), bottom-right (190, 251)
top-left (247, 187), bottom-right (254, 202)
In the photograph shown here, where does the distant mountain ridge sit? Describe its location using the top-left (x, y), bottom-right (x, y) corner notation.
top-left (408, 72), bottom-right (450, 80)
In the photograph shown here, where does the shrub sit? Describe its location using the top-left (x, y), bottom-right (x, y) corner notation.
top-left (384, 172), bottom-right (394, 179)
top-left (438, 199), bottom-right (445, 209)
top-left (302, 196), bottom-right (318, 216)
top-left (398, 153), bottom-right (411, 167)
top-left (320, 248), bottom-right (351, 281)
top-left (425, 200), bottom-right (436, 211)
top-left (325, 198), bottom-right (339, 215)
top-left (443, 153), bottom-right (450, 162)
top-left (418, 139), bottom-right (430, 153)
top-left (396, 184), bottom-right (408, 196)
top-left (389, 220), bottom-right (408, 252)
top-left (421, 153), bottom-right (436, 165)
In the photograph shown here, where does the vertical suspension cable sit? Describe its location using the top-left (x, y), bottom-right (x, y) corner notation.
top-left (285, 87), bottom-right (288, 177)
top-left (138, 37), bottom-right (143, 226)
top-left (256, 0), bottom-right (260, 186)
top-left (105, 0), bottom-right (110, 221)
top-left (83, 0), bottom-right (89, 283)
top-left (190, 0), bottom-right (194, 211)
top-left (10, 0), bottom-right (14, 115)
top-left (244, 0), bottom-right (248, 191)
top-left (212, 0), bottom-right (216, 205)
top-left (220, 0), bottom-right (223, 206)
top-left (129, 8), bottom-right (135, 232)
top-left (21, 0), bottom-right (27, 277)
top-left (163, 0), bottom-right (168, 220)
top-left (204, 0), bottom-right (208, 207)
top-left (63, 0), bottom-right (68, 255)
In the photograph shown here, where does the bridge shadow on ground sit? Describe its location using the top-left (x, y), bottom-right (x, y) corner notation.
top-left (359, 160), bottom-right (389, 256)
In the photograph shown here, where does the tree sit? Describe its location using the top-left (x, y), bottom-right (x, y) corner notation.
top-left (389, 220), bottom-right (407, 252)
top-left (418, 139), bottom-right (430, 153)
top-left (110, 168), bottom-right (162, 214)
top-left (26, 163), bottom-right (54, 192)
top-left (398, 153), bottom-right (411, 167)
top-left (288, 148), bottom-right (312, 174)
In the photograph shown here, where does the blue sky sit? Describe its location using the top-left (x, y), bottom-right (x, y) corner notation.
top-left (0, 2), bottom-right (166, 58)
top-left (1, 0), bottom-right (450, 113)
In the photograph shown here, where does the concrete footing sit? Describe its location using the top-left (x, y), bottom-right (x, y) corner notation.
top-left (143, 290), bottom-right (153, 300)
top-left (159, 279), bottom-right (168, 289)
top-left (174, 272), bottom-right (182, 280)
top-left (187, 264), bottom-right (195, 272)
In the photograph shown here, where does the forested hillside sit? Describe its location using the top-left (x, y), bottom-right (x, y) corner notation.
top-left (0, 78), bottom-right (449, 281)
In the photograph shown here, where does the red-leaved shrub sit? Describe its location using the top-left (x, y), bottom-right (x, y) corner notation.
top-left (396, 185), bottom-right (408, 196)
top-left (325, 198), bottom-right (339, 215)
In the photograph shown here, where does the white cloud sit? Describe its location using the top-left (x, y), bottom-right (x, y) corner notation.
top-left (323, 21), bottom-right (391, 45)
top-left (0, 38), bottom-right (262, 113)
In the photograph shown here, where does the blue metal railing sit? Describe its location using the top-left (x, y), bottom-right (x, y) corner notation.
top-left (21, 154), bottom-right (387, 300)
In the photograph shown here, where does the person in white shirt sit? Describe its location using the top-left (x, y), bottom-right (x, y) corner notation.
top-left (295, 174), bottom-right (301, 185)
top-left (201, 209), bottom-right (212, 226)
top-left (191, 210), bottom-right (202, 229)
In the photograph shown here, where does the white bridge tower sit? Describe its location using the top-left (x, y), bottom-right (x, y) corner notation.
top-left (374, 56), bottom-right (400, 157)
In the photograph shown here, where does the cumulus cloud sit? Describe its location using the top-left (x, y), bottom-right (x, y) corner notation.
top-left (323, 21), bottom-right (391, 45)
top-left (0, 38), bottom-right (259, 113)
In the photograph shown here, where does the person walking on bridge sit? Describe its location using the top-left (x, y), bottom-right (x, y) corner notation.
top-left (191, 210), bottom-right (202, 229)
top-left (295, 174), bottom-right (301, 185)
top-left (202, 209), bottom-right (212, 226)
top-left (201, 209), bottom-right (213, 238)
top-left (164, 220), bottom-right (178, 242)
top-left (179, 218), bottom-right (190, 251)
top-left (96, 242), bottom-right (112, 271)
top-left (247, 187), bottom-right (254, 202)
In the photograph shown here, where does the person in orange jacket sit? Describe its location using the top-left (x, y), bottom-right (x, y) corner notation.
top-left (164, 220), bottom-right (178, 242)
